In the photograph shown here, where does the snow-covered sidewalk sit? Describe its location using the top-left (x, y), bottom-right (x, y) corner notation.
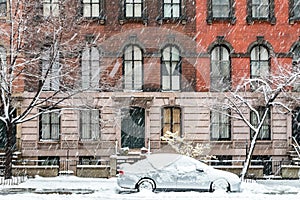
top-left (0, 176), bottom-right (299, 200)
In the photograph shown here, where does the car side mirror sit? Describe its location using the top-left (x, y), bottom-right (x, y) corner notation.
top-left (196, 169), bottom-right (204, 173)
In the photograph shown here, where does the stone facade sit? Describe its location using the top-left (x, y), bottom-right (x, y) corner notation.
top-left (0, 0), bottom-right (299, 175)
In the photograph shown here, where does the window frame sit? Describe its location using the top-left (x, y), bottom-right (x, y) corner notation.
top-left (81, 46), bottom-right (100, 90)
top-left (250, 107), bottom-right (271, 140)
top-left (157, 0), bottom-right (187, 24)
top-left (210, 109), bottom-right (231, 141)
top-left (124, 0), bottom-right (143, 18)
top-left (123, 45), bottom-right (144, 91)
top-left (161, 45), bottom-right (182, 91)
top-left (246, 0), bottom-right (276, 24)
top-left (207, 0), bottom-right (236, 24)
top-left (81, 0), bottom-right (106, 22)
top-left (39, 109), bottom-right (61, 141)
top-left (210, 45), bottom-right (231, 92)
top-left (79, 109), bottom-right (100, 141)
top-left (119, 0), bottom-right (147, 24)
top-left (289, 0), bottom-right (300, 23)
top-left (43, 0), bottom-right (60, 17)
top-left (162, 107), bottom-right (182, 138)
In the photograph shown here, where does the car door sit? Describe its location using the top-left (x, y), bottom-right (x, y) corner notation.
top-left (176, 159), bottom-right (210, 190)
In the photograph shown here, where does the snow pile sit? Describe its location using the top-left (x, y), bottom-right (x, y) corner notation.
top-left (0, 176), bottom-right (299, 200)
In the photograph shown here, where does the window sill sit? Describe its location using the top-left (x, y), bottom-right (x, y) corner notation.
top-left (81, 16), bottom-right (106, 25)
top-left (246, 16), bottom-right (276, 25)
top-left (38, 140), bottom-right (59, 143)
top-left (206, 17), bottom-right (236, 25)
top-left (119, 17), bottom-right (148, 25)
top-left (289, 17), bottom-right (300, 24)
top-left (156, 16), bottom-right (188, 25)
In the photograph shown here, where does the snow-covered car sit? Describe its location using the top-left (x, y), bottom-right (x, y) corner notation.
top-left (117, 153), bottom-right (241, 193)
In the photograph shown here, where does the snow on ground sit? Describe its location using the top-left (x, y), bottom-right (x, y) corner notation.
top-left (0, 176), bottom-right (299, 200)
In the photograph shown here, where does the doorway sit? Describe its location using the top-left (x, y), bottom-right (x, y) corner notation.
top-left (121, 107), bottom-right (145, 149)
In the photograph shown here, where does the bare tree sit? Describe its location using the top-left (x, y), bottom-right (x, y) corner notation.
top-left (0, 0), bottom-right (86, 179)
top-left (216, 62), bottom-right (300, 181)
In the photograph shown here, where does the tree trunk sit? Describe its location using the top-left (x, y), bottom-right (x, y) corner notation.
top-left (4, 122), bottom-right (13, 179)
top-left (240, 133), bottom-right (258, 181)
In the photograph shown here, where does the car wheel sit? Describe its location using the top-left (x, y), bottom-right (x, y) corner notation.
top-left (211, 179), bottom-right (229, 192)
top-left (137, 179), bottom-right (155, 192)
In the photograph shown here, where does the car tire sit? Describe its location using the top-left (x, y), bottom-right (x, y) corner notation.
top-left (137, 179), bottom-right (155, 192)
top-left (211, 179), bottom-right (229, 192)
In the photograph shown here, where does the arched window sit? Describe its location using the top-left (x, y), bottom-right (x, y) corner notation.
top-left (250, 45), bottom-right (269, 79)
top-left (82, 47), bottom-right (100, 90)
top-left (210, 45), bottom-right (231, 92)
top-left (123, 45), bottom-right (143, 90)
top-left (161, 45), bottom-right (181, 91)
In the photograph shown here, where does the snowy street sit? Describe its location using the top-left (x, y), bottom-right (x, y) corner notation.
top-left (0, 176), bottom-right (299, 200)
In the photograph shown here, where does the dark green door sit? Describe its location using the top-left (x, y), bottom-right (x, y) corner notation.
top-left (121, 107), bottom-right (145, 149)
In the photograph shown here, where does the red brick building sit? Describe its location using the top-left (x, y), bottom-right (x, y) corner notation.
top-left (0, 0), bottom-right (299, 175)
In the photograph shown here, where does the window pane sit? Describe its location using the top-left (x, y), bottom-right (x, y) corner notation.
top-left (294, 1), bottom-right (300, 18)
top-left (126, 4), bottom-right (133, 17)
top-left (124, 61), bottom-right (132, 89)
top-left (173, 5), bottom-right (180, 18)
top-left (134, 4), bottom-right (142, 17)
top-left (212, 0), bottom-right (230, 18)
top-left (43, 4), bottom-right (51, 16)
top-left (164, 5), bottom-right (172, 18)
top-left (52, 4), bottom-right (59, 17)
top-left (92, 4), bottom-right (100, 17)
top-left (134, 61), bottom-right (142, 89)
top-left (83, 4), bottom-right (91, 17)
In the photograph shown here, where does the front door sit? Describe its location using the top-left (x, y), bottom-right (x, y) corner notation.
top-left (121, 107), bottom-right (145, 149)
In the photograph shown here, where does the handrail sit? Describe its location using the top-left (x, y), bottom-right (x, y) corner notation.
top-left (291, 136), bottom-right (300, 158)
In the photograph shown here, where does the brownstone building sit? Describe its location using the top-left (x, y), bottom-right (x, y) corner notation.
top-left (0, 0), bottom-right (299, 176)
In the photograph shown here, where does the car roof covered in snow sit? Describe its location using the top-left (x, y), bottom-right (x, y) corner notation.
top-left (120, 153), bottom-right (206, 173)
